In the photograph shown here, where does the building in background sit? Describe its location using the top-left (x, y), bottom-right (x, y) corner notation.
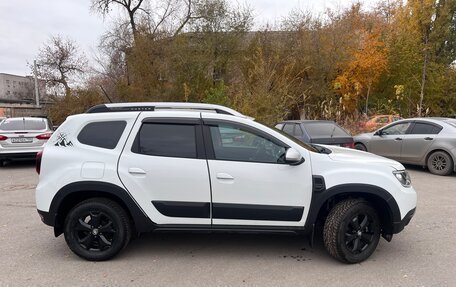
top-left (0, 73), bottom-right (47, 103)
top-left (0, 73), bottom-right (49, 117)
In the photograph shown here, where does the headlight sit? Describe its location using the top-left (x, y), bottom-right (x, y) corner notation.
top-left (393, 170), bottom-right (411, 187)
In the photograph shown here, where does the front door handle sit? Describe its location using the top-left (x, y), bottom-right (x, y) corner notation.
top-left (395, 137), bottom-right (403, 141)
top-left (216, 173), bottom-right (234, 180)
top-left (424, 137), bottom-right (434, 141)
top-left (128, 168), bottom-right (146, 175)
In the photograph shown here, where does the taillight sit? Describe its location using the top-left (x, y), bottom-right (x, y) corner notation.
top-left (0, 135), bottom-right (7, 141)
top-left (36, 133), bottom-right (52, 140)
top-left (342, 142), bottom-right (355, 149)
top-left (36, 151), bottom-right (43, 174)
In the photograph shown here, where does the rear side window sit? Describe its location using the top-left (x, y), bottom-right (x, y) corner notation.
top-left (409, 123), bottom-right (442, 134)
top-left (275, 123), bottom-right (284, 130)
top-left (78, 121), bottom-right (126, 149)
top-left (303, 122), bottom-right (350, 137)
top-left (133, 123), bottom-right (197, 158)
top-left (282, 124), bottom-right (294, 135)
top-left (295, 125), bottom-right (304, 136)
top-left (0, 118), bottom-right (47, 131)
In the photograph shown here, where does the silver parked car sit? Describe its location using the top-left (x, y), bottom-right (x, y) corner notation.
top-left (0, 117), bottom-right (53, 165)
top-left (354, 118), bottom-right (456, 176)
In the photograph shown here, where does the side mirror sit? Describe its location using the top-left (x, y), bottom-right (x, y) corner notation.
top-left (374, 130), bottom-right (382, 136)
top-left (285, 148), bottom-right (304, 165)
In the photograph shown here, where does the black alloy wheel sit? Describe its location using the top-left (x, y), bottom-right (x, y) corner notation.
top-left (64, 198), bottom-right (131, 261)
top-left (323, 199), bottom-right (380, 263)
top-left (73, 211), bottom-right (117, 252)
top-left (344, 213), bottom-right (375, 254)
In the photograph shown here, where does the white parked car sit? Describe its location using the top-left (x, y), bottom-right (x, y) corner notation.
top-left (0, 117), bottom-right (53, 165)
top-left (35, 103), bottom-right (417, 263)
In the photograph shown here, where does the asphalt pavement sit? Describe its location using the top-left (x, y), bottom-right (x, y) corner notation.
top-left (0, 161), bottom-right (455, 286)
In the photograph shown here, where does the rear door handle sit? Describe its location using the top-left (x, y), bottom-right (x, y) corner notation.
top-left (424, 137), bottom-right (433, 141)
top-left (216, 173), bottom-right (234, 180)
top-left (395, 137), bottom-right (402, 141)
top-left (128, 168), bottom-right (146, 175)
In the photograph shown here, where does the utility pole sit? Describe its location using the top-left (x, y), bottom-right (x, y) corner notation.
top-left (33, 60), bottom-right (40, 107)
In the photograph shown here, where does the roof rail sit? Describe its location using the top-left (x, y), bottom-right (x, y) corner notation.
top-left (86, 102), bottom-right (252, 119)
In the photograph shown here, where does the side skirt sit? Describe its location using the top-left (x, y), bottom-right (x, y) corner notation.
top-left (151, 224), bottom-right (307, 235)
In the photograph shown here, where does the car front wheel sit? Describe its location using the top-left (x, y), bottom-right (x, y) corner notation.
top-left (323, 199), bottom-right (380, 264)
top-left (64, 198), bottom-right (132, 261)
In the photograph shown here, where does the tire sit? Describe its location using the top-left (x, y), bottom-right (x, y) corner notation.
top-left (427, 151), bottom-right (454, 176)
top-left (323, 199), bottom-right (380, 264)
top-left (354, 143), bottom-right (367, 152)
top-left (64, 198), bottom-right (132, 261)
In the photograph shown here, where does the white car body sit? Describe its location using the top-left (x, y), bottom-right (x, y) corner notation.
top-left (35, 103), bottom-right (417, 262)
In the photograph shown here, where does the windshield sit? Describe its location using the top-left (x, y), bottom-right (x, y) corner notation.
top-left (0, 118), bottom-right (47, 131)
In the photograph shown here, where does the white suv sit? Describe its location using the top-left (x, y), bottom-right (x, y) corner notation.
top-left (35, 103), bottom-right (417, 263)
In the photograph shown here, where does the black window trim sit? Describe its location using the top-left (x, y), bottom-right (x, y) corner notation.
top-left (131, 118), bottom-right (206, 160)
top-left (202, 119), bottom-right (290, 164)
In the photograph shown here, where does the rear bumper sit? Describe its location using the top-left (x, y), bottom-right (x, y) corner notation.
top-left (392, 208), bottom-right (416, 234)
top-left (0, 152), bottom-right (38, 160)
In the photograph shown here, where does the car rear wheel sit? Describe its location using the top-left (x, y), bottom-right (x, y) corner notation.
top-left (354, 143), bottom-right (367, 152)
top-left (64, 198), bottom-right (132, 261)
top-left (427, 151), bottom-right (454, 176)
top-left (323, 199), bottom-right (380, 264)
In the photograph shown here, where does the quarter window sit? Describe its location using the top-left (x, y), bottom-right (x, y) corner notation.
top-left (78, 121), bottom-right (126, 149)
top-left (133, 123), bottom-right (197, 158)
top-left (208, 123), bottom-right (286, 164)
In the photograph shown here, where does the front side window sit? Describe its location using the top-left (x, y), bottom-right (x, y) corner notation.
top-left (133, 123), bottom-right (197, 158)
top-left (208, 123), bottom-right (286, 164)
top-left (382, 122), bottom-right (411, 135)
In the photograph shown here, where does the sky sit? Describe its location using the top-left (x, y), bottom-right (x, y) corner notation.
top-left (0, 0), bottom-right (378, 76)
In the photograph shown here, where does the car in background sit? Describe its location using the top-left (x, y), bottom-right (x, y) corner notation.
top-left (354, 118), bottom-right (456, 176)
top-left (0, 117), bottom-right (53, 165)
top-left (361, 115), bottom-right (402, 132)
top-left (275, 120), bottom-right (354, 148)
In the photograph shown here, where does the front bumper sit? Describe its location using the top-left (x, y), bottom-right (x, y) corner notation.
top-left (392, 208), bottom-right (416, 233)
top-left (37, 209), bottom-right (55, 227)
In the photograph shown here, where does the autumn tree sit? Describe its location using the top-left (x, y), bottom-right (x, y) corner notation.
top-left (334, 30), bottom-right (388, 114)
top-left (36, 35), bottom-right (88, 96)
top-left (92, 0), bottom-right (147, 40)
